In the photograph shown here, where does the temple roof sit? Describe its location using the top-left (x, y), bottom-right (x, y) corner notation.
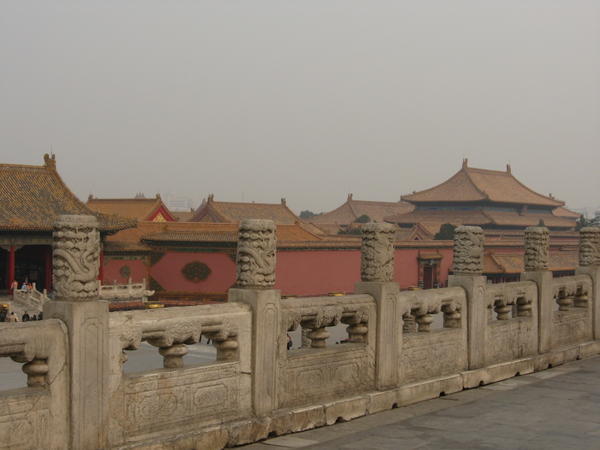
top-left (87, 195), bottom-right (176, 222)
top-left (0, 155), bottom-right (133, 233)
top-left (191, 195), bottom-right (301, 225)
top-left (484, 251), bottom-right (577, 274)
top-left (401, 160), bottom-right (564, 207)
top-left (310, 194), bottom-right (415, 225)
top-left (387, 209), bottom-right (576, 234)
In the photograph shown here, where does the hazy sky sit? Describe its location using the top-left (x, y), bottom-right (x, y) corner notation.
top-left (1, 1), bottom-right (598, 213)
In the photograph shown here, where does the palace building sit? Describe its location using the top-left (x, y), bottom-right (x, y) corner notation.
top-left (387, 159), bottom-right (580, 233)
top-left (0, 155), bottom-right (132, 292)
top-left (87, 194), bottom-right (177, 222)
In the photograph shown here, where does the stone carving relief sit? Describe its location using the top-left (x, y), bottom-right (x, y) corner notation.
top-left (524, 226), bottom-right (549, 271)
top-left (53, 215), bottom-right (100, 301)
top-left (235, 219), bottom-right (276, 288)
top-left (451, 226), bottom-right (484, 274)
top-left (579, 227), bottom-right (600, 267)
top-left (360, 223), bottom-right (396, 282)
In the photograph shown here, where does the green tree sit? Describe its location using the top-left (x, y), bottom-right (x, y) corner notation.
top-left (434, 223), bottom-right (456, 240)
top-left (354, 214), bottom-right (371, 224)
top-left (299, 210), bottom-right (319, 219)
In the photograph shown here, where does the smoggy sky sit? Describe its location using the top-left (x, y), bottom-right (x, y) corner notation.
top-left (1, 1), bottom-right (598, 214)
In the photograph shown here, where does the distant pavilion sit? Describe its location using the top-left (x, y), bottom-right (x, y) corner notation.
top-left (0, 155), bottom-right (132, 292)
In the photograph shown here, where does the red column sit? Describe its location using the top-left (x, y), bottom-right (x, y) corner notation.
top-left (8, 246), bottom-right (15, 291)
top-left (98, 250), bottom-right (104, 282)
top-left (44, 246), bottom-right (52, 291)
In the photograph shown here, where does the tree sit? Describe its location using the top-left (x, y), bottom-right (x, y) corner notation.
top-left (576, 216), bottom-right (594, 231)
top-left (354, 214), bottom-right (371, 224)
top-left (434, 223), bottom-right (456, 240)
top-left (299, 210), bottom-right (320, 219)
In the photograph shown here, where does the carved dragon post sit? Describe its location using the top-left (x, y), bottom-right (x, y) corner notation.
top-left (521, 225), bottom-right (552, 353)
top-left (44, 215), bottom-right (109, 449)
top-left (576, 226), bottom-right (600, 339)
top-left (448, 226), bottom-right (487, 369)
top-left (355, 222), bottom-right (400, 390)
top-left (229, 219), bottom-right (280, 415)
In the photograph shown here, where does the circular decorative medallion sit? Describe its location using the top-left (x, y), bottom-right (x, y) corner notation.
top-left (182, 262), bottom-right (211, 282)
top-left (119, 265), bottom-right (131, 279)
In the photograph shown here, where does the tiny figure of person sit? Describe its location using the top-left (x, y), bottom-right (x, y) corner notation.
top-left (7, 312), bottom-right (19, 323)
top-left (37, 312), bottom-right (43, 321)
top-left (22, 311), bottom-right (30, 322)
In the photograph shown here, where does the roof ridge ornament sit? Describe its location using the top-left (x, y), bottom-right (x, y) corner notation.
top-left (43, 153), bottom-right (56, 170)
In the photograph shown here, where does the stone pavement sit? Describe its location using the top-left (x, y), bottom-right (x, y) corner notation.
top-left (243, 356), bottom-right (600, 450)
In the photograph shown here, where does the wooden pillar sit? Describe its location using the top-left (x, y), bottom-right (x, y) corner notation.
top-left (44, 246), bottom-right (52, 291)
top-left (98, 248), bottom-right (104, 282)
top-left (8, 245), bottom-right (15, 290)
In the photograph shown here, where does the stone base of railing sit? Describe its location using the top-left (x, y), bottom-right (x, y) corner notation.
top-left (113, 340), bottom-right (600, 450)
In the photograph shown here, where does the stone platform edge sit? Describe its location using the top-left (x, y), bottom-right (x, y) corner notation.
top-left (115, 340), bottom-right (600, 450)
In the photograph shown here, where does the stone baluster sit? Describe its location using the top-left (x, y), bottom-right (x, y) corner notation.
top-left (355, 222), bottom-right (401, 390)
top-left (576, 227), bottom-right (600, 339)
top-left (342, 309), bottom-right (369, 343)
top-left (301, 327), bottom-right (312, 348)
top-left (212, 331), bottom-right (239, 361)
top-left (402, 313), bottom-right (417, 332)
top-left (44, 215), bottom-right (110, 449)
top-left (494, 300), bottom-right (512, 320)
top-left (574, 288), bottom-right (589, 308)
top-left (448, 226), bottom-right (487, 370)
top-left (11, 353), bottom-right (49, 387)
top-left (442, 303), bottom-right (462, 328)
top-left (308, 327), bottom-right (329, 348)
top-left (229, 219), bottom-right (280, 416)
top-left (415, 312), bottom-right (434, 332)
top-left (556, 289), bottom-right (572, 312)
top-left (521, 225), bottom-right (552, 354)
top-left (516, 297), bottom-right (532, 317)
top-left (159, 344), bottom-right (188, 369)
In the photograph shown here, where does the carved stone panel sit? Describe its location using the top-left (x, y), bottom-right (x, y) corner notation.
top-left (579, 227), bottom-right (600, 267)
top-left (360, 223), bottom-right (396, 282)
top-left (551, 310), bottom-right (592, 349)
top-left (0, 392), bottom-right (50, 449)
top-left (235, 219), bottom-right (276, 288)
top-left (401, 329), bottom-right (467, 384)
top-left (451, 226), bottom-right (484, 275)
top-left (121, 363), bottom-right (241, 439)
top-left (53, 215), bottom-right (100, 301)
top-left (524, 226), bottom-right (549, 272)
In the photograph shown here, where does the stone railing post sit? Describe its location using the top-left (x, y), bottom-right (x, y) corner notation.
top-left (228, 219), bottom-right (280, 415)
top-left (448, 226), bottom-right (487, 370)
top-left (355, 223), bottom-right (401, 390)
top-left (521, 226), bottom-right (552, 353)
top-left (43, 215), bottom-right (109, 450)
top-left (576, 227), bottom-right (600, 339)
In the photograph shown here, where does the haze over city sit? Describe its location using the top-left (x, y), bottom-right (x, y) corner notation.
top-left (1, 1), bottom-right (598, 213)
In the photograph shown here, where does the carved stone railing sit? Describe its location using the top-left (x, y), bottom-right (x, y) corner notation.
top-left (398, 287), bottom-right (467, 383)
top-left (107, 302), bottom-right (251, 447)
top-left (551, 275), bottom-right (592, 312)
top-left (11, 286), bottom-right (50, 313)
top-left (278, 294), bottom-right (376, 408)
top-left (0, 320), bottom-right (69, 449)
top-left (482, 281), bottom-right (538, 365)
top-left (99, 278), bottom-right (155, 303)
top-left (549, 274), bottom-right (593, 349)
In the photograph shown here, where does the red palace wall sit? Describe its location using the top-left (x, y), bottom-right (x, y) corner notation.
top-left (103, 247), bottom-right (454, 296)
top-left (103, 259), bottom-right (148, 285)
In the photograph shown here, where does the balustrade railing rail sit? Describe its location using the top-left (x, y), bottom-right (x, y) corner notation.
top-left (0, 218), bottom-right (599, 449)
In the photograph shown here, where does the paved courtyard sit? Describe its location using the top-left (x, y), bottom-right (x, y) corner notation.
top-left (244, 356), bottom-right (600, 450)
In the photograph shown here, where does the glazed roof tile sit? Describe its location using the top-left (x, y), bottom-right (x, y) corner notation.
top-left (87, 195), bottom-right (176, 221)
top-left (402, 162), bottom-right (564, 207)
top-left (0, 155), bottom-right (133, 233)
top-left (311, 195), bottom-right (414, 225)
top-left (484, 251), bottom-right (577, 274)
top-left (192, 197), bottom-right (301, 224)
